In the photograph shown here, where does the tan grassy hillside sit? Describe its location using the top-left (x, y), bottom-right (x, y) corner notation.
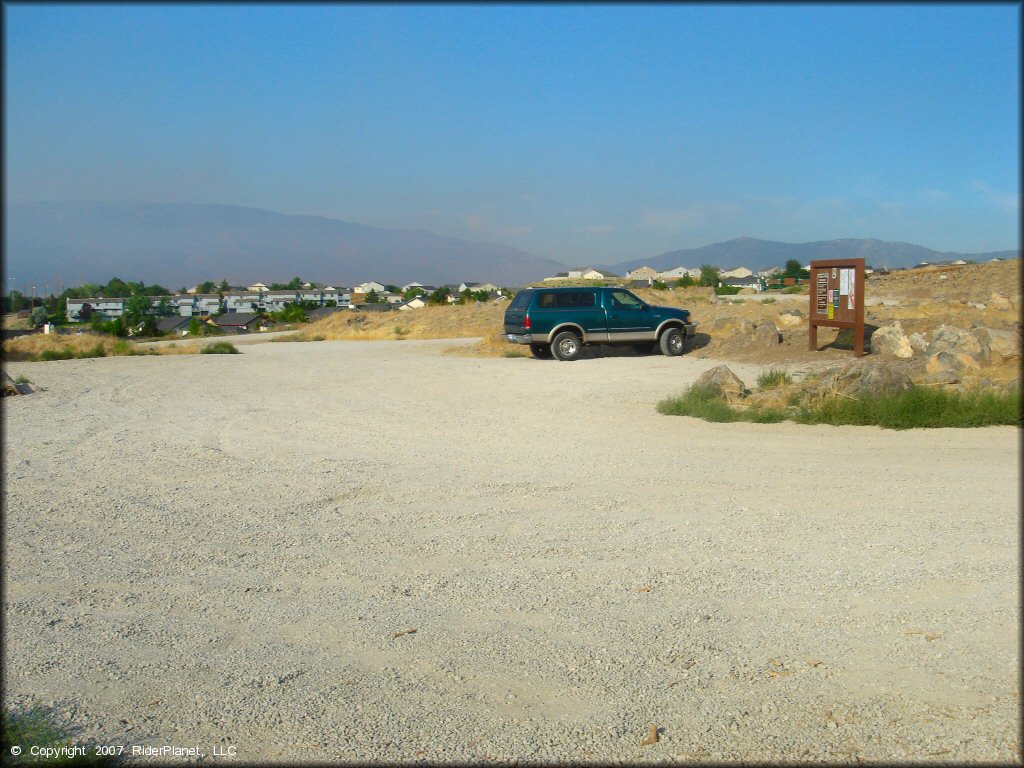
top-left (300, 302), bottom-right (507, 342)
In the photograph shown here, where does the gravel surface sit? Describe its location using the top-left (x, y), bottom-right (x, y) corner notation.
top-left (2, 339), bottom-right (1019, 764)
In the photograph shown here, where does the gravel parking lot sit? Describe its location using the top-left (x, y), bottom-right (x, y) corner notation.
top-left (2, 339), bottom-right (1019, 763)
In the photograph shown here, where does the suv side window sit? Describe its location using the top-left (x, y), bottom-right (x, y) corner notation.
top-left (556, 291), bottom-right (596, 308)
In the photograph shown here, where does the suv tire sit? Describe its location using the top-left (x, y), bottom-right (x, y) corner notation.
top-left (552, 331), bottom-right (582, 361)
top-left (659, 327), bottom-right (685, 356)
top-left (530, 344), bottom-right (552, 359)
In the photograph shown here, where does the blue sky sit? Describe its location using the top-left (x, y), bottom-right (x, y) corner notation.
top-left (5, 3), bottom-right (1020, 263)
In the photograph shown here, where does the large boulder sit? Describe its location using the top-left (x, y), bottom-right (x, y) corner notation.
top-left (989, 292), bottom-right (1012, 310)
top-left (927, 325), bottom-right (986, 363)
top-left (907, 332), bottom-right (929, 356)
top-left (870, 321), bottom-right (913, 358)
top-left (777, 310), bottom-right (803, 328)
top-left (845, 360), bottom-right (914, 398)
top-left (811, 360), bottom-right (913, 399)
top-left (973, 327), bottom-right (1020, 361)
top-left (694, 365), bottom-right (748, 401)
top-left (711, 317), bottom-right (753, 334)
top-left (752, 322), bottom-right (781, 348)
top-left (926, 350), bottom-right (981, 375)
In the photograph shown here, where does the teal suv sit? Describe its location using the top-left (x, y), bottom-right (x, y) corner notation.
top-left (504, 286), bottom-right (697, 361)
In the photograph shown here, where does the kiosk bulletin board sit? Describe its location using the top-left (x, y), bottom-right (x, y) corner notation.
top-left (808, 258), bottom-right (866, 356)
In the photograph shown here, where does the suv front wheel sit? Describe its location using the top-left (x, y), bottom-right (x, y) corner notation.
top-left (551, 331), bottom-right (582, 361)
top-left (659, 327), bottom-right (685, 356)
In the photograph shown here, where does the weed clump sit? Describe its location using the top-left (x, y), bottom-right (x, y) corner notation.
top-left (200, 341), bottom-right (240, 354)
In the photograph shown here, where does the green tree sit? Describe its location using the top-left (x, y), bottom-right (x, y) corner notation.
top-left (384, 284), bottom-right (400, 294)
top-left (287, 276), bottom-right (302, 290)
top-left (364, 289), bottom-right (382, 304)
top-left (403, 287), bottom-right (426, 300)
top-left (218, 279), bottom-right (230, 292)
top-left (783, 259), bottom-right (804, 277)
top-left (28, 306), bottom-right (48, 327)
top-left (426, 287), bottom-right (450, 306)
top-left (652, 280), bottom-right (668, 290)
top-left (197, 281), bottom-right (216, 294)
top-left (698, 265), bottom-right (720, 287)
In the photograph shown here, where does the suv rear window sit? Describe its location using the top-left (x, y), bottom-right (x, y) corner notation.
top-left (509, 291), bottom-right (532, 311)
top-left (536, 291), bottom-right (596, 309)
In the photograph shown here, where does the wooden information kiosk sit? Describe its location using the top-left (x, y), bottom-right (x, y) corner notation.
top-left (808, 258), bottom-right (866, 356)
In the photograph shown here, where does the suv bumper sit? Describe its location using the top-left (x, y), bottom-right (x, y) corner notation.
top-left (506, 333), bottom-right (533, 345)
top-left (683, 322), bottom-right (697, 337)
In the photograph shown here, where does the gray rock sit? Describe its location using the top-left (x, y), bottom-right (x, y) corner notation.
top-left (693, 365), bottom-right (748, 400)
top-left (927, 325), bottom-right (985, 363)
top-left (753, 323), bottom-right (781, 348)
top-left (870, 321), bottom-right (913, 358)
top-left (907, 333), bottom-right (929, 356)
top-left (973, 327), bottom-right (1019, 361)
top-left (845, 360), bottom-right (913, 397)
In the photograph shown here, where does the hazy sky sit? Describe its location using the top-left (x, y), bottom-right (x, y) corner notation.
top-left (5, 3), bottom-right (1020, 263)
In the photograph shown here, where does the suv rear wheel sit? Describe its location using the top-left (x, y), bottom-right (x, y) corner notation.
top-left (659, 327), bottom-right (685, 356)
top-left (530, 344), bottom-right (552, 359)
top-left (552, 331), bottom-right (582, 361)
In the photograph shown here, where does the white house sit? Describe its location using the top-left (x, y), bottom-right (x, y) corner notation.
top-left (398, 296), bottom-right (428, 311)
top-left (719, 266), bottom-right (753, 279)
top-left (657, 266), bottom-right (700, 280)
top-left (626, 267), bottom-right (658, 280)
top-left (354, 281), bottom-right (387, 294)
top-left (246, 282), bottom-right (269, 292)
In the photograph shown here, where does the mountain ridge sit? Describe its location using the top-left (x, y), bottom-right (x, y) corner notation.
top-left (602, 237), bottom-right (1018, 275)
top-left (4, 201), bottom-right (566, 289)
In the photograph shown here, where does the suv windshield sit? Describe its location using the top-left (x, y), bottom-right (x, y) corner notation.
top-left (608, 290), bottom-right (645, 309)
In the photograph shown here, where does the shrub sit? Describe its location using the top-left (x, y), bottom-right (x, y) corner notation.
top-left (3, 703), bottom-right (113, 765)
top-left (714, 285), bottom-right (742, 295)
top-left (781, 285), bottom-right (806, 294)
top-left (14, 375), bottom-right (31, 385)
top-left (756, 368), bottom-right (793, 389)
top-left (38, 349), bottom-right (75, 361)
top-left (200, 341), bottom-right (239, 354)
top-left (658, 383), bottom-right (1021, 429)
top-left (762, 297), bottom-right (777, 304)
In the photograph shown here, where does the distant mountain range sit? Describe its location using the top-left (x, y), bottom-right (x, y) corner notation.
top-left (4, 202), bottom-right (1018, 291)
top-left (4, 201), bottom-right (566, 289)
top-left (602, 237), bottom-right (1019, 275)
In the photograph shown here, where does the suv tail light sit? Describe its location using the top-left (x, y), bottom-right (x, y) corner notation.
top-left (524, 313), bottom-right (531, 330)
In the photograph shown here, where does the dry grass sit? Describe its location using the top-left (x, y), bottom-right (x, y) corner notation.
top-left (302, 303), bottom-right (507, 342)
top-left (1, 332), bottom-right (203, 361)
top-left (3, 332), bottom-right (117, 361)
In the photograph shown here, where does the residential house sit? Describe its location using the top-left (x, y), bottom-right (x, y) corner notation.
top-left (193, 294), bottom-right (223, 315)
top-left (401, 282), bottom-right (425, 293)
top-left (66, 297), bottom-right (125, 320)
top-left (246, 282), bottom-right (269, 292)
top-left (657, 266), bottom-right (700, 281)
top-left (543, 272), bottom-right (570, 281)
top-left (352, 302), bottom-right (393, 313)
top-left (720, 266), bottom-right (753, 279)
top-left (720, 274), bottom-right (762, 291)
top-left (398, 296), bottom-right (428, 311)
top-left (264, 290), bottom-right (299, 312)
top-left (156, 316), bottom-right (191, 336)
top-left (627, 267), bottom-right (658, 281)
top-left (566, 267), bottom-right (619, 280)
top-left (458, 281), bottom-right (500, 293)
top-left (224, 290), bottom-right (265, 313)
top-left (211, 313), bottom-right (262, 333)
top-left (354, 281), bottom-right (387, 294)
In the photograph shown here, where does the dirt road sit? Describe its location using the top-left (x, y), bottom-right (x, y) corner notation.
top-left (2, 339), bottom-right (1019, 763)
